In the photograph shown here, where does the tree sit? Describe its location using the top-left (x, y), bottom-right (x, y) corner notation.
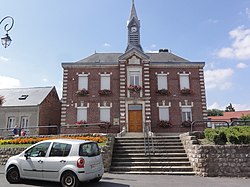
top-left (240, 114), bottom-right (250, 120)
top-left (225, 103), bottom-right (235, 112)
top-left (207, 109), bottom-right (223, 116)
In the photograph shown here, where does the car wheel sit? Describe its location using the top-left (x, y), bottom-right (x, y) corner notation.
top-left (6, 166), bottom-right (21, 184)
top-left (90, 176), bottom-right (102, 183)
top-left (60, 171), bottom-right (79, 187)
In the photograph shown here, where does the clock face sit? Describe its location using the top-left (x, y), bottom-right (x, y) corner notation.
top-left (131, 26), bottom-right (137, 32)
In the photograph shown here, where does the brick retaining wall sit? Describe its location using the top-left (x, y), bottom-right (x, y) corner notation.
top-left (180, 132), bottom-right (250, 177)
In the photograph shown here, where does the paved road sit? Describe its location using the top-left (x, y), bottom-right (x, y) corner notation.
top-left (1, 166), bottom-right (249, 187)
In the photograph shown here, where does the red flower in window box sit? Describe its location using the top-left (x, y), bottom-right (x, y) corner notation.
top-left (156, 89), bottom-right (170, 95)
top-left (158, 120), bottom-right (172, 128)
top-left (181, 120), bottom-right (192, 127)
top-left (128, 85), bottom-right (141, 93)
top-left (76, 89), bottom-right (89, 96)
top-left (98, 89), bottom-right (112, 96)
top-left (180, 88), bottom-right (191, 95)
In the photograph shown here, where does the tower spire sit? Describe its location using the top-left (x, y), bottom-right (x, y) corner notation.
top-left (129, 0), bottom-right (138, 22)
top-left (126, 0), bottom-right (143, 52)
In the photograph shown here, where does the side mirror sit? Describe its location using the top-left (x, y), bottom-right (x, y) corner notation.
top-left (24, 152), bottom-right (30, 160)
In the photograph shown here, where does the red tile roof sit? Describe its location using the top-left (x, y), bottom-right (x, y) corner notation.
top-left (209, 110), bottom-right (250, 122)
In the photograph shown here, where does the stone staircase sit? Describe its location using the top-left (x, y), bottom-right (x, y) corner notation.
top-left (110, 135), bottom-right (195, 175)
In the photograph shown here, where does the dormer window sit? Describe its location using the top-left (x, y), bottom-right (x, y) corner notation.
top-left (19, 95), bottom-right (28, 100)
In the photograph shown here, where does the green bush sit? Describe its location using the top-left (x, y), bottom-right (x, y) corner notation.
top-left (204, 126), bottom-right (250, 145)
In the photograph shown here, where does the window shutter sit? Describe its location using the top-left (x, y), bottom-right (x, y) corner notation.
top-left (78, 75), bottom-right (88, 90)
top-left (157, 75), bottom-right (168, 90)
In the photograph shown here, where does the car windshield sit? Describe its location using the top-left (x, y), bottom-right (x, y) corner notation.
top-left (79, 142), bottom-right (100, 157)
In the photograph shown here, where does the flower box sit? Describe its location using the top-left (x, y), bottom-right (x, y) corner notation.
top-left (128, 85), bottom-right (141, 93)
top-left (158, 120), bottom-right (172, 128)
top-left (99, 89), bottom-right (112, 96)
top-left (156, 89), bottom-right (170, 95)
top-left (180, 88), bottom-right (191, 95)
top-left (76, 89), bottom-right (89, 96)
top-left (181, 120), bottom-right (192, 127)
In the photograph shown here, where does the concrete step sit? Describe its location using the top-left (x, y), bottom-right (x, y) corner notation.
top-left (113, 145), bottom-right (184, 150)
top-left (112, 152), bottom-right (188, 158)
top-left (114, 142), bottom-right (183, 146)
top-left (109, 171), bottom-right (195, 175)
top-left (114, 149), bottom-right (185, 154)
top-left (111, 161), bottom-right (191, 166)
top-left (110, 165), bottom-right (194, 172)
top-left (112, 157), bottom-right (190, 162)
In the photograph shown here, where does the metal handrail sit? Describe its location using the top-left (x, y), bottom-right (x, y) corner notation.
top-left (191, 120), bottom-right (230, 132)
top-left (231, 120), bottom-right (250, 126)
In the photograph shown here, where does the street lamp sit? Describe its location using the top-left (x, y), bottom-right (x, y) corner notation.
top-left (0, 16), bottom-right (14, 48)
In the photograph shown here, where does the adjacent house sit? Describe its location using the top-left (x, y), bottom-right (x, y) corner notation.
top-left (61, 1), bottom-right (207, 134)
top-left (0, 86), bottom-right (61, 136)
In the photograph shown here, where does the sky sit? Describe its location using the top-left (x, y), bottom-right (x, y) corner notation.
top-left (0, 0), bottom-right (250, 111)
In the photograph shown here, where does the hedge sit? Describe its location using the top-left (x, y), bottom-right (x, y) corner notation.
top-left (204, 126), bottom-right (250, 145)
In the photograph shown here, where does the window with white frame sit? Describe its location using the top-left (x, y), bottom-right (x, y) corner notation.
top-left (159, 107), bottom-right (170, 121)
top-left (100, 107), bottom-right (110, 122)
top-left (20, 116), bottom-right (29, 128)
top-left (77, 107), bottom-right (87, 122)
top-left (100, 74), bottom-right (111, 90)
top-left (179, 74), bottom-right (190, 89)
top-left (181, 107), bottom-right (192, 121)
top-left (78, 74), bottom-right (88, 90)
top-left (157, 74), bottom-right (168, 90)
top-left (129, 70), bottom-right (140, 86)
top-left (7, 116), bottom-right (15, 130)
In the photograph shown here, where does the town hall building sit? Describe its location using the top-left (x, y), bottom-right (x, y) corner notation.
top-left (61, 1), bottom-right (207, 134)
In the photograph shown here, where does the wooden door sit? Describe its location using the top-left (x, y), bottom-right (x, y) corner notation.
top-left (128, 110), bottom-right (142, 132)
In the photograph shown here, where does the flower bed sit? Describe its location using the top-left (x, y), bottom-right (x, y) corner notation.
top-left (156, 89), bottom-right (170, 96)
top-left (0, 135), bottom-right (107, 145)
top-left (76, 89), bottom-right (89, 96)
top-left (128, 85), bottom-right (141, 92)
top-left (158, 120), bottom-right (172, 128)
top-left (99, 89), bottom-right (112, 96)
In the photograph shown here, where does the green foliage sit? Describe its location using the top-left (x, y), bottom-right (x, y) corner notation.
top-left (207, 109), bottom-right (223, 116)
top-left (240, 114), bottom-right (250, 120)
top-left (204, 126), bottom-right (250, 145)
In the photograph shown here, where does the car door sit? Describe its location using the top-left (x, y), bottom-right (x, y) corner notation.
top-left (20, 142), bottom-right (51, 180)
top-left (43, 142), bottom-right (72, 180)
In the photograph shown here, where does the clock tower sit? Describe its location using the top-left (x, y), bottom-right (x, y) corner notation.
top-left (126, 0), bottom-right (143, 52)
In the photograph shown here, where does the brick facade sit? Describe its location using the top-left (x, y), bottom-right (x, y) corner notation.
top-left (61, 1), bottom-right (207, 134)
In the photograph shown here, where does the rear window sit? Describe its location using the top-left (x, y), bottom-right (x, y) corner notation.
top-left (79, 142), bottom-right (100, 157)
top-left (49, 142), bottom-right (72, 157)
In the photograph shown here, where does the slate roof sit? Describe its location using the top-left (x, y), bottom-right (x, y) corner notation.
top-left (0, 86), bottom-right (55, 107)
top-left (73, 51), bottom-right (190, 65)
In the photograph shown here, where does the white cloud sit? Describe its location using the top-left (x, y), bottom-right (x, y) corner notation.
top-left (0, 76), bottom-right (21, 89)
top-left (208, 102), bottom-right (250, 111)
top-left (151, 44), bottom-right (157, 48)
top-left (146, 50), bottom-right (158, 53)
top-left (217, 26), bottom-right (250, 60)
top-left (236, 62), bottom-right (248, 69)
top-left (42, 78), bottom-right (48, 82)
top-left (204, 68), bottom-right (234, 90)
top-left (103, 43), bottom-right (110, 47)
top-left (208, 102), bottom-right (223, 110)
top-left (0, 56), bottom-right (9, 63)
top-left (246, 8), bottom-right (250, 19)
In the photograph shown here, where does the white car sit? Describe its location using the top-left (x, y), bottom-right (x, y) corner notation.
top-left (5, 139), bottom-right (104, 187)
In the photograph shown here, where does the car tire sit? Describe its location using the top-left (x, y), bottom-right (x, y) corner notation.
top-left (6, 166), bottom-right (21, 184)
top-left (60, 171), bottom-right (80, 187)
top-left (90, 176), bottom-right (102, 183)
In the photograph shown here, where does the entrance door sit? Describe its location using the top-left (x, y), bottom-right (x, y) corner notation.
top-left (128, 105), bottom-right (143, 132)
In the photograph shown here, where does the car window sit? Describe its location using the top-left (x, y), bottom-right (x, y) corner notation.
top-left (49, 142), bottom-right (72, 157)
top-left (25, 142), bottom-right (51, 157)
top-left (79, 142), bottom-right (100, 157)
